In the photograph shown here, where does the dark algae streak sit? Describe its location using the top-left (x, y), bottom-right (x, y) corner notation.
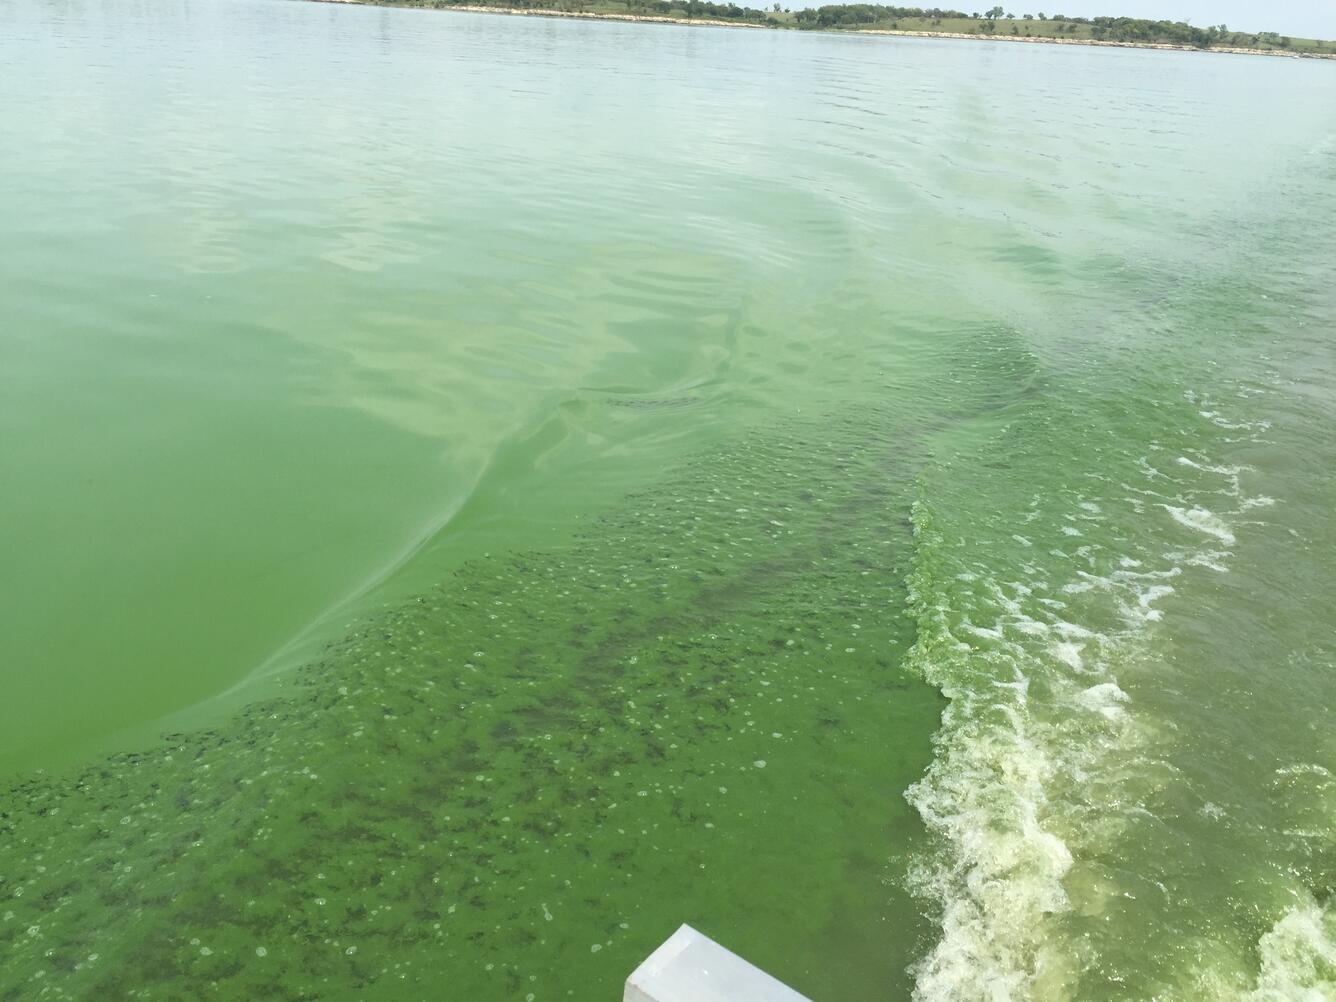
top-left (1, 410), bottom-right (944, 1001)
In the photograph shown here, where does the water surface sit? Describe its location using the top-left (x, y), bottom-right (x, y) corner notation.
top-left (2, 3), bottom-right (1336, 998)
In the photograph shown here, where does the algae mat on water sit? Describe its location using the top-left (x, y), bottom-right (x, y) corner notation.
top-left (7, 0), bottom-right (1336, 997)
top-left (0, 407), bottom-right (945, 1001)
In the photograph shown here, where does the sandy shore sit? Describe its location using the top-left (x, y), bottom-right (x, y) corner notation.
top-left (304, 0), bottom-right (1336, 59)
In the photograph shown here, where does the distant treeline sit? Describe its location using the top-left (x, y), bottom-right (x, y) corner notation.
top-left (403, 0), bottom-right (1331, 52)
top-left (791, 8), bottom-right (1294, 48)
top-left (451, 0), bottom-right (782, 22)
top-left (795, 6), bottom-right (971, 25)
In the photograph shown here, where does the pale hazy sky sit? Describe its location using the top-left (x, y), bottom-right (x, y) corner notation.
top-left (975, 2), bottom-right (1336, 38)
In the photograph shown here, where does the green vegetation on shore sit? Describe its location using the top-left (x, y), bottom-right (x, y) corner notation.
top-left (340, 0), bottom-right (1336, 55)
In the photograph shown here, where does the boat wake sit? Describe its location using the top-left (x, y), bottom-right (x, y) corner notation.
top-left (902, 363), bottom-right (1281, 999)
top-left (1247, 898), bottom-right (1336, 1002)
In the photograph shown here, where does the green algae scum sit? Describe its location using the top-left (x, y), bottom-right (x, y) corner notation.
top-left (4, 2), bottom-right (1336, 1000)
top-left (3, 414), bottom-right (945, 998)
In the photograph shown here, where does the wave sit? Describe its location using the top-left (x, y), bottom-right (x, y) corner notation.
top-left (900, 362), bottom-right (1279, 999)
top-left (903, 494), bottom-right (1144, 1000)
top-left (1247, 899), bottom-right (1336, 1002)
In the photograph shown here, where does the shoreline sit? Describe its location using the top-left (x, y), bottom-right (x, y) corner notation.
top-left (303, 0), bottom-right (1336, 59)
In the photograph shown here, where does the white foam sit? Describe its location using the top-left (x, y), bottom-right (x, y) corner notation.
top-left (1054, 621), bottom-right (1096, 640)
top-left (1176, 454), bottom-right (1249, 499)
top-left (904, 400), bottom-right (1266, 1000)
top-left (1051, 641), bottom-right (1085, 672)
top-left (1162, 505), bottom-right (1236, 546)
top-left (962, 622), bottom-right (1004, 641)
top-left (906, 551), bottom-right (1134, 1001)
top-left (906, 702), bottom-right (1076, 1002)
top-left (1175, 455), bottom-right (1243, 478)
top-left (1138, 584), bottom-right (1175, 610)
top-left (1199, 409), bottom-right (1272, 433)
top-left (1074, 682), bottom-right (1130, 720)
top-left (1246, 899), bottom-right (1336, 1002)
top-left (1169, 548), bottom-right (1233, 573)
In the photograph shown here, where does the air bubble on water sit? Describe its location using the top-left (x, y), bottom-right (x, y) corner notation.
top-left (255, 946), bottom-right (267, 957)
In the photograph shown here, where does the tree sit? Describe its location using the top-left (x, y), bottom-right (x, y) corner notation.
top-left (986, 5), bottom-right (1003, 18)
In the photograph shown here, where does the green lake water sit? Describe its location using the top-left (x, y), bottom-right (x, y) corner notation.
top-left (3, 2), bottom-right (1336, 998)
